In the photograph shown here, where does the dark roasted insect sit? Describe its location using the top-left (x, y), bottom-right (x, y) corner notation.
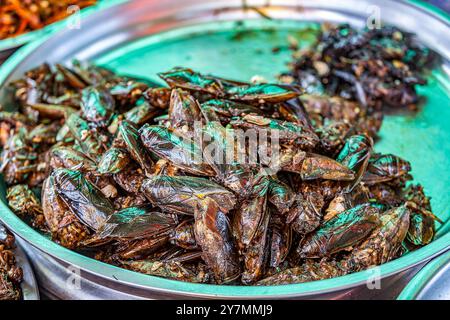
top-left (287, 191), bottom-right (324, 235)
top-left (168, 89), bottom-right (202, 131)
top-left (201, 99), bottom-right (264, 119)
top-left (268, 210), bottom-right (292, 269)
top-left (403, 185), bottom-right (438, 246)
top-left (53, 168), bottom-right (114, 231)
top-left (140, 124), bottom-right (214, 176)
top-left (336, 134), bottom-right (373, 191)
top-left (158, 67), bottom-right (247, 96)
top-left (6, 184), bottom-right (46, 230)
top-left (117, 120), bottom-right (154, 176)
top-left (363, 153), bottom-right (411, 185)
top-left (229, 114), bottom-right (319, 150)
top-left (91, 205), bottom-right (184, 260)
top-left (297, 204), bottom-right (381, 258)
top-left (50, 146), bottom-right (96, 172)
top-left (344, 205), bottom-right (410, 271)
top-left (141, 175), bottom-right (236, 215)
top-left (194, 198), bottom-right (240, 283)
top-left (80, 86), bottom-right (115, 126)
top-left (0, 128), bottom-right (37, 185)
top-left (119, 260), bottom-right (212, 283)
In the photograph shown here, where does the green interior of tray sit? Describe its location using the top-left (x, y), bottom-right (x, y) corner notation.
top-left (96, 19), bottom-right (450, 236)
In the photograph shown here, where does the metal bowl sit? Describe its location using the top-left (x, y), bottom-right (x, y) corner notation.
top-left (0, 1), bottom-right (125, 55)
top-left (0, 0), bottom-right (449, 299)
top-left (398, 249), bottom-right (450, 300)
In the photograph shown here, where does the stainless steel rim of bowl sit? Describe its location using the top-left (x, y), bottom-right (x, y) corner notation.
top-left (14, 242), bottom-right (40, 300)
top-left (0, 0), bottom-right (128, 52)
top-left (0, 0), bottom-right (449, 298)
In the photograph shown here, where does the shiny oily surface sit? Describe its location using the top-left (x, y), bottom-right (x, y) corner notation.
top-left (0, 223), bottom-right (39, 300)
top-left (0, 0), bottom-right (449, 298)
top-left (97, 20), bottom-right (450, 235)
top-left (398, 249), bottom-right (450, 300)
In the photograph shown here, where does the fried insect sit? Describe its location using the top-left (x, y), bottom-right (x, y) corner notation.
top-left (345, 205), bottom-right (410, 271)
top-left (42, 174), bottom-right (90, 248)
top-left (52, 168), bottom-right (114, 231)
top-left (140, 124), bottom-right (214, 176)
top-left (284, 24), bottom-right (436, 111)
top-left (276, 149), bottom-right (355, 181)
top-left (257, 260), bottom-right (344, 286)
top-left (141, 175), bottom-right (236, 215)
top-left (194, 198), bottom-right (240, 284)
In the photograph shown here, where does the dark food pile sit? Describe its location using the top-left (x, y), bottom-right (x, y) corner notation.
top-left (0, 224), bottom-right (22, 300)
top-left (281, 24), bottom-right (436, 111)
top-left (0, 24), bottom-right (440, 285)
top-left (0, 0), bottom-right (96, 39)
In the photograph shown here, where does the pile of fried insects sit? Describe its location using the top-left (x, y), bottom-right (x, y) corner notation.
top-left (0, 0), bottom-right (97, 40)
top-left (0, 224), bottom-right (22, 300)
top-left (0, 24), bottom-right (441, 285)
